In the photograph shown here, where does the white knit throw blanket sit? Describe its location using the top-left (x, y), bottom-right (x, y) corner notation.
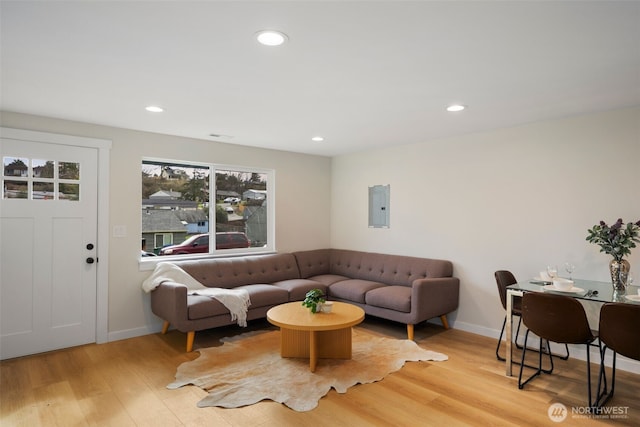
top-left (142, 262), bottom-right (251, 327)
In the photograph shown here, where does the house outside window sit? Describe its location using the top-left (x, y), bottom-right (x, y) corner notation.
top-left (154, 233), bottom-right (174, 249)
top-left (141, 159), bottom-right (274, 258)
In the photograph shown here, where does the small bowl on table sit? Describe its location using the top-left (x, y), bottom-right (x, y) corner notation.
top-left (553, 278), bottom-right (574, 291)
top-left (320, 301), bottom-right (334, 313)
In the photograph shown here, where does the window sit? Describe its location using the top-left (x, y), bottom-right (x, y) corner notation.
top-left (3, 157), bottom-right (80, 201)
top-left (141, 159), bottom-right (273, 258)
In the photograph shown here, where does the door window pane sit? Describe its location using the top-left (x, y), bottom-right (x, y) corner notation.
top-left (59, 162), bottom-right (80, 180)
top-left (59, 183), bottom-right (80, 201)
top-left (33, 182), bottom-right (54, 199)
top-left (33, 159), bottom-right (54, 178)
top-left (3, 157), bottom-right (28, 177)
top-left (3, 180), bottom-right (27, 199)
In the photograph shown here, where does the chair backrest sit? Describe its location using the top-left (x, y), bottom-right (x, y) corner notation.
top-left (495, 270), bottom-right (518, 310)
top-left (522, 292), bottom-right (594, 344)
top-left (599, 303), bottom-right (640, 361)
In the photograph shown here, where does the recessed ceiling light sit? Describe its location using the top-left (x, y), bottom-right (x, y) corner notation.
top-left (145, 105), bottom-right (164, 113)
top-left (311, 136), bottom-right (324, 142)
top-left (446, 104), bottom-right (466, 112)
top-left (256, 30), bottom-right (288, 46)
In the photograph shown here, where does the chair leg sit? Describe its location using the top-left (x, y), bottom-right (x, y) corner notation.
top-left (496, 316), bottom-right (525, 360)
top-left (609, 352), bottom-right (617, 401)
top-left (540, 342), bottom-right (570, 360)
top-left (518, 330), bottom-right (539, 389)
top-left (519, 332), bottom-right (554, 389)
top-left (596, 345), bottom-right (616, 408)
top-left (497, 316), bottom-right (524, 360)
top-left (496, 317), bottom-right (549, 370)
top-left (586, 343), bottom-right (593, 408)
top-left (496, 317), bottom-right (507, 361)
top-left (539, 339), bottom-right (554, 374)
top-left (549, 343), bottom-right (570, 360)
top-left (597, 343), bottom-right (608, 402)
top-left (186, 331), bottom-right (195, 352)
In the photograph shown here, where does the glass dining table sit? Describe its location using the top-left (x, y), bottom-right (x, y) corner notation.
top-left (504, 278), bottom-right (640, 376)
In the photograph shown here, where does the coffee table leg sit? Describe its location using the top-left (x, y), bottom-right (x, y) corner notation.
top-left (309, 330), bottom-right (317, 372)
top-left (278, 327), bottom-right (352, 371)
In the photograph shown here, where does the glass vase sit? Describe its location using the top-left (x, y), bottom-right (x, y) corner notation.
top-left (609, 259), bottom-right (631, 292)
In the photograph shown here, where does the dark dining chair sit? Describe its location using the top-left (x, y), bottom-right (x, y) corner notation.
top-left (494, 270), bottom-right (569, 363)
top-left (596, 303), bottom-right (640, 407)
top-left (518, 292), bottom-right (598, 407)
top-left (495, 270), bottom-right (523, 361)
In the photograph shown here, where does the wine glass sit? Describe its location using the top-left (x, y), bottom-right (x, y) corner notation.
top-left (625, 271), bottom-right (634, 289)
top-left (547, 265), bottom-right (558, 280)
top-left (564, 262), bottom-right (575, 280)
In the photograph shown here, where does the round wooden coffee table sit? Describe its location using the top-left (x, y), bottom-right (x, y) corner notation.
top-left (267, 301), bottom-right (365, 372)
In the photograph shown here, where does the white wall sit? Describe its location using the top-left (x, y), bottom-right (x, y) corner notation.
top-left (0, 111), bottom-right (332, 339)
top-left (331, 106), bottom-right (640, 337)
top-left (2, 107), bottom-right (639, 371)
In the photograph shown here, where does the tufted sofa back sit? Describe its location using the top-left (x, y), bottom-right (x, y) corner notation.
top-left (172, 253), bottom-right (301, 288)
top-left (293, 249), bottom-right (453, 287)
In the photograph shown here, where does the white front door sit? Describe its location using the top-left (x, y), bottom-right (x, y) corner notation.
top-left (1, 136), bottom-right (98, 359)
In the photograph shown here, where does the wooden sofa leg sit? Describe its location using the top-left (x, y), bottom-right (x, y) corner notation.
top-left (161, 321), bottom-right (170, 334)
top-left (186, 331), bottom-right (195, 352)
top-left (440, 315), bottom-right (450, 329)
top-left (407, 324), bottom-right (414, 341)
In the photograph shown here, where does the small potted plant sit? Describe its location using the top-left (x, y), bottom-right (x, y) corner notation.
top-left (302, 288), bottom-right (326, 313)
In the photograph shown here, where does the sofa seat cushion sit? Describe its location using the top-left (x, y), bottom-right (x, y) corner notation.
top-left (272, 279), bottom-right (327, 301)
top-left (235, 284), bottom-right (289, 308)
top-left (188, 295), bottom-right (229, 320)
top-left (307, 274), bottom-right (350, 286)
top-left (187, 284), bottom-right (288, 320)
top-left (365, 286), bottom-right (412, 313)
top-left (329, 279), bottom-right (386, 303)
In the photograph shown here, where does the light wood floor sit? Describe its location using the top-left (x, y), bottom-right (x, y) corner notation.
top-left (1, 318), bottom-right (638, 426)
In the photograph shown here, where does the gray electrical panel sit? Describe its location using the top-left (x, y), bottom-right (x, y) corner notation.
top-left (368, 185), bottom-right (390, 228)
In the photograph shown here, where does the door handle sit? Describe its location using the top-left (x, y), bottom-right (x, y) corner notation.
top-left (86, 257), bottom-right (95, 264)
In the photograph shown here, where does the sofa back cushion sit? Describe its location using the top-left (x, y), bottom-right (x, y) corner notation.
top-left (330, 249), bottom-right (453, 286)
top-left (294, 249), bottom-right (453, 286)
top-left (172, 253), bottom-right (301, 288)
top-left (293, 249), bottom-right (333, 278)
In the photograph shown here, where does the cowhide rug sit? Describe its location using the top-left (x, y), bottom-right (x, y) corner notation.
top-left (167, 328), bottom-right (447, 412)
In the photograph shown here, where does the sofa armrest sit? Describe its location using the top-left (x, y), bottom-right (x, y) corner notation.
top-left (150, 281), bottom-right (189, 330)
top-left (410, 277), bottom-right (460, 321)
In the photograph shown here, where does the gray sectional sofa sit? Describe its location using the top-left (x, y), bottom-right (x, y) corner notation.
top-left (149, 249), bottom-right (459, 351)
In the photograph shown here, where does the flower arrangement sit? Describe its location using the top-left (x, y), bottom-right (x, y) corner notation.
top-left (586, 218), bottom-right (640, 261)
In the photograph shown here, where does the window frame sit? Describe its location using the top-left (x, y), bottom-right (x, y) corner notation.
top-left (140, 157), bottom-right (275, 268)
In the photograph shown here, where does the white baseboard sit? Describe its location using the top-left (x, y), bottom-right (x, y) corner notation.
top-left (107, 322), bottom-right (163, 342)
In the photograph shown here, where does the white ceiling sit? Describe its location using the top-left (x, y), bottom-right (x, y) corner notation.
top-left (1, 1), bottom-right (639, 157)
